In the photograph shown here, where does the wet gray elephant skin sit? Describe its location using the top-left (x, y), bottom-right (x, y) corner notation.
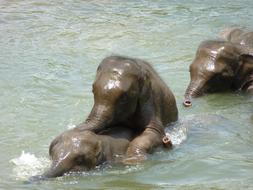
top-left (183, 40), bottom-right (253, 107)
top-left (220, 28), bottom-right (253, 47)
top-left (29, 127), bottom-right (139, 180)
top-left (76, 55), bottom-right (178, 162)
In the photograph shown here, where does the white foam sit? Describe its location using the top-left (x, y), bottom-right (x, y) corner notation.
top-left (67, 124), bottom-right (76, 129)
top-left (165, 123), bottom-right (188, 146)
top-left (10, 151), bottom-right (50, 180)
top-left (106, 165), bottom-right (144, 175)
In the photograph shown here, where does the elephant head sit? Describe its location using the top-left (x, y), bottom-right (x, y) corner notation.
top-left (32, 130), bottom-right (104, 180)
top-left (183, 40), bottom-right (253, 107)
top-left (220, 28), bottom-right (245, 42)
top-left (220, 28), bottom-right (253, 47)
top-left (77, 56), bottom-right (150, 132)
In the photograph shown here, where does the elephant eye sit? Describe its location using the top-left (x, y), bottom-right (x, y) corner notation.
top-left (120, 93), bottom-right (129, 103)
top-left (75, 156), bottom-right (86, 165)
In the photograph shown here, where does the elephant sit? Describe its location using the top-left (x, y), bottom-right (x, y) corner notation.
top-left (29, 126), bottom-right (172, 180)
top-left (220, 28), bottom-right (253, 47)
top-left (183, 40), bottom-right (253, 107)
top-left (29, 127), bottom-right (137, 180)
top-left (76, 55), bottom-right (178, 162)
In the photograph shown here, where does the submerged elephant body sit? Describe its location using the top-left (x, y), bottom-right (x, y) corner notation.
top-left (31, 127), bottom-right (138, 179)
top-left (183, 40), bottom-right (253, 107)
top-left (77, 56), bottom-right (178, 160)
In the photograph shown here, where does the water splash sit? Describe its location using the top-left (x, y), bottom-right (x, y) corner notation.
top-left (165, 121), bottom-right (188, 146)
top-left (167, 126), bottom-right (188, 146)
top-left (67, 123), bottom-right (76, 129)
top-left (10, 151), bottom-right (50, 180)
top-left (111, 164), bottom-right (144, 175)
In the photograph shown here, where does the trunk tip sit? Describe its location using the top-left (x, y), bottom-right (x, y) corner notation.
top-left (183, 99), bottom-right (192, 107)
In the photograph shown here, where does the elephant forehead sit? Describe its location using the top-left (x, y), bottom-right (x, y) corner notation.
top-left (69, 136), bottom-right (94, 148)
top-left (107, 66), bottom-right (137, 77)
top-left (70, 136), bottom-right (82, 147)
top-left (104, 79), bottom-right (121, 90)
top-left (112, 67), bottom-right (124, 75)
top-left (58, 137), bottom-right (94, 156)
top-left (210, 46), bottom-right (225, 56)
top-left (102, 60), bottom-right (140, 76)
top-left (100, 74), bottom-right (134, 91)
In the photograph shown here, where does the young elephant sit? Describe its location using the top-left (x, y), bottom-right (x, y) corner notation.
top-left (29, 127), bottom-right (136, 180)
top-left (183, 40), bottom-right (253, 107)
top-left (29, 127), bottom-right (172, 180)
top-left (76, 56), bottom-right (178, 162)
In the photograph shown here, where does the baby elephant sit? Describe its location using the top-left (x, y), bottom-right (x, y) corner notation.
top-left (76, 55), bottom-right (178, 162)
top-left (29, 127), bottom-right (138, 180)
top-left (29, 126), bottom-right (171, 180)
top-left (183, 40), bottom-right (253, 107)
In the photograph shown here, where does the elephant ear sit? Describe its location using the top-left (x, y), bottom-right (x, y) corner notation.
top-left (239, 54), bottom-right (253, 63)
top-left (237, 44), bottom-right (253, 56)
top-left (238, 44), bottom-right (253, 70)
top-left (138, 68), bottom-right (151, 106)
top-left (238, 54), bottom-right (253, 76)
top-left (234, 52), bottom-right (253, 89)
top-left (49, 135), bottom-right (61, 156)
top-left (94, 140), bottom-right (102, 157)
top-left (80, 131), bottom-right (101, 153)
top-left (235, 44), bottom-right (253, 69)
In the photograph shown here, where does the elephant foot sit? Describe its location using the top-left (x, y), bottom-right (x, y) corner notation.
top-left (124, 145), bottom-right (147, 165)
top-left (122, 155), bottom-right (146, 165)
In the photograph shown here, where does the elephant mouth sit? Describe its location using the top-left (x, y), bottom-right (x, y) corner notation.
top-left (70, 164), bottom-right (95, 173)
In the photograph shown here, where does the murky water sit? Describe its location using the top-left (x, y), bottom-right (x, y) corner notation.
top-left (1, 0), bottom-right (253, 189)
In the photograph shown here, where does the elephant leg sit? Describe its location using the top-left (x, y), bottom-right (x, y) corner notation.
top-left (123, 127), bottom-right (170, 164)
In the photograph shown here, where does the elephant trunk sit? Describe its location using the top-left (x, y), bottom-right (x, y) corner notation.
top-left (76, 104), bottom-right (113, 133)
top-left (183, 79), bottom-right (205, 107)
top-left (43, 151), bottom-right (75, 177)
top-left (28, 157), bottom-right (73, 182)
top-left (42, 161), bottom-right (72, 178)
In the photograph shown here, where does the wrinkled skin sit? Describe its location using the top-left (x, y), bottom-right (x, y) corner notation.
top-left (77, 56), bottom-right (178, 162)
top-left (29, 127), bottom-right (140, 180)
top-left (183, 40), bottom-right (253, 107)
top-left (220, 28), bottom-right (253, 47)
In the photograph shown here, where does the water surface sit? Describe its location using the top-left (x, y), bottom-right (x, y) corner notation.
top-left (1, 0), bottom-right (253, 189)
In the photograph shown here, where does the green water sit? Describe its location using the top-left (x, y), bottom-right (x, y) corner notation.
top-left (1, 0), bottom-right (253, 189)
